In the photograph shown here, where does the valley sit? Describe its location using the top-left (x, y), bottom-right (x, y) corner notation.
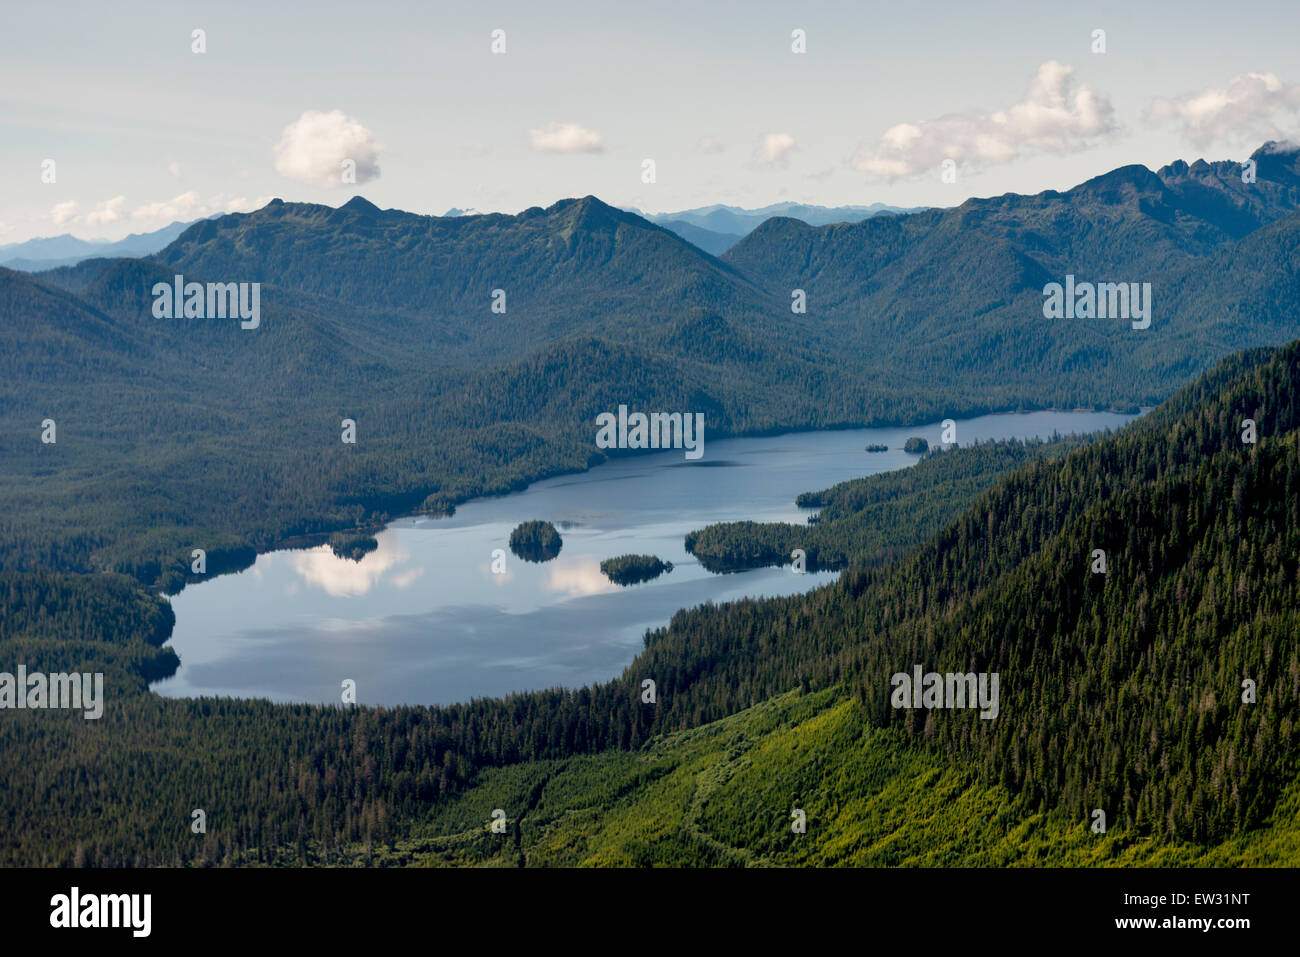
top-left (3, 144), bottom-right (1300, 869)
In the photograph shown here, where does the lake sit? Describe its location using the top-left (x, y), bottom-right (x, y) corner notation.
top-left (152, 409), bottom-right (1141, 706)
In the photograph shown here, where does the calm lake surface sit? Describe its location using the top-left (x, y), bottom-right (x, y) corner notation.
top-left (153, 410), bottom-right (1141, 706)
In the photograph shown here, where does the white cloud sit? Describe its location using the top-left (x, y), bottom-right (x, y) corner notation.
top-left (167, 161), bottom-right (183, 178)
top-left (273, 109), bottom-right (383, 188)
top-left (390, 568), bottom-right (424, 589)
top-left (85, 195), bottom-right (126, 227)
top-left (754, 132), bottom-right (797, 167)
top-left (132, 191), bottom-right (202, 221)
top-left (32, 193), bottom-right (272, 238)
top-left (852, 61), bottom-right (1117, 178)
top-left (529, 122), bottom-right (603, 153)
top-left (696, 136), bottom-right (726, 154)
top-left (129, 192), bottom-right (273, 225)
top-left (222, 195), bottom-right (273, 214)
top-left (50, 201), bottom-right (79, 226)
top-left (1147, 72), bottom-right (1300, 146)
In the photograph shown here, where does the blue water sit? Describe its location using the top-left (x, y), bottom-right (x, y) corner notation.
top-left (153, 410), bottom-right (1140, 706)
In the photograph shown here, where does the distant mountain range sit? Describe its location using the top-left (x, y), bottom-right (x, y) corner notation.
top-left (628, 201), bottom-right (925, 255)
top-left (0, 220), bottom-right (201, 271)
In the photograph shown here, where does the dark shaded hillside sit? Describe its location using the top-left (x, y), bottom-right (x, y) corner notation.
top-left (726, 142), bottom-right (1300, 293)
top-left (0, 571), bottom-right (178, 694)
top-left (155, 195), bottom-right (788, 366)
top-left (0, 252), bottom-right (890, 583)
top-left (721, 143), bottom-right (1300, 410)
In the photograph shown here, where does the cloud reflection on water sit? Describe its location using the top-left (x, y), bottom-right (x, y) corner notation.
top-left (287, 534), bottom-right (412, 597)
top-left (546, 558), bottom-right (618, 598)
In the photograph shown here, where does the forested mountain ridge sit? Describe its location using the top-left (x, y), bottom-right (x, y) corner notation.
top-left (720, 142), bottom-right (1300, 401)
top-left (726, 141), bottom-right (1300, 289)
top-left (153, 194), bottom-right (786, 366)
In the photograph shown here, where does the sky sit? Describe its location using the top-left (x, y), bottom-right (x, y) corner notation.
top-left (2, 0), bottom-right (1299, 244)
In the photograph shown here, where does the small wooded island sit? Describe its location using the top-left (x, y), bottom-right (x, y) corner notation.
top-left (600, 554), bottom-right (673, 585)
top-left (329, 531), bottom-right (379, 561)
top-left (509, 520), bottom-right (563, 562)
top-left (903, 436), bottom-right (929, 454)
top-left (864, 443), bottom-right (888, 452)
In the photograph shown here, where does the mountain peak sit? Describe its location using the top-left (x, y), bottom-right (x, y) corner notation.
top-left (1253, 139), bottom-right (1300, 158)
top-left (549, 194), bottom-right (615, 215)
top-left (340, 196), bottom-right (381, 214)
top-left (1073, 163), bottom-right (1166, 195)
top-left (1249, 140), bottom-right (1300, 187)
top-left (546, 195), bottom-right (643, 231)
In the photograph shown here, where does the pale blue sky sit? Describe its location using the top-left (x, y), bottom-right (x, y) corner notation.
top-left (2, 0), bottom-right (1298, 243)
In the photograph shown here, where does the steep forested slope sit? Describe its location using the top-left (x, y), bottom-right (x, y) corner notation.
top-left (376, 691), bottom-right (1300, 867)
